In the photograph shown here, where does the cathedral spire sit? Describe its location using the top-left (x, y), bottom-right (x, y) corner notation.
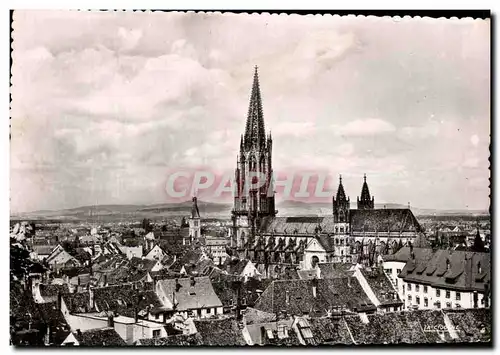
top-left (244, 66), bottom-right (266, 151)
top-left (357, 174), bottom-right (375, 210)
top-left (336, 175), bottom-right (347, 202)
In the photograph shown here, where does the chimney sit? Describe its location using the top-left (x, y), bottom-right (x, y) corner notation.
top-left (44, 325), bottom-right (50, 345)
top-left (107, 313), bottom-right (114, 328)
top-left (89, 287), bottom-right (94, 310)
top-left (76, 329), bottom-right (82, 337)
top-left (134, 308), bottom-right (139, 323)
top-left (175, 278), bottom-right (182, 292)
top-left (103, 274), bottom-right (108, 286)
top-left (260, 326), bottom-right (266, 345)
top-left (347, 276), bottom-right (352, 288)
top-left (312, 278), bottom-right (318, 298)
top-left (190, 276), bottom-right (196, 287)
top-left (484, 283), bottom-right (490, 308)
top-left (57, 291), bottom-right (62, 311)
top-left (285, 291), bottom-right (290, 305)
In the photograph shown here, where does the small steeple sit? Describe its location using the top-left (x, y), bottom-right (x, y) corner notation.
top-left (357, 174), bottom-right (374, 210)
top-left (336, 175), bottom-right (347, 202)
top-left (191, 196), bottom-right (200, 219)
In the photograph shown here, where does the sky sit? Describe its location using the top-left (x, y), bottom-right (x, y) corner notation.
top-left (10, 11), bottom-right (490, 212)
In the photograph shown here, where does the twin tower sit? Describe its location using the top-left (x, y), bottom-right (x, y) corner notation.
top-left (231, 67), bottom-right (375, 232)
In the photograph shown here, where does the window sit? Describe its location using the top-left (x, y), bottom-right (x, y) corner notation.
top-left (408, 283), bottom-right (412, 291)
top-left (436, 301), bottom-right (441, 309)
top-left (340, 226), bottom-right (344, 233)
top-left (456, 292), bottom-right (461, 301)
top-left (415, 285), bottom-right (420, 292)
top-left (277, 326), bottom-right (289, 339)
top-left (424, 298), bottom-right (428, 307)
top-left (446, 291), bottom-right (450, 299)
top-left (408, 295), bottom-right (412, 302)
top-left (423, 286), bottom-right (428, 293)
top-left (397, 269), bottom-right (402, 275)
top-left (386, 269), bottom-right (393, 275)
top-left (446, 302), bottom-right (452, 309)
top-left (155, 313), bottom-right (160, 320)
top-left (152, 329), bottom-right (161, 338)
top-left (436, 289), bottom-right (441, 297)
top-left (416, 296), bottom-right (420, 304)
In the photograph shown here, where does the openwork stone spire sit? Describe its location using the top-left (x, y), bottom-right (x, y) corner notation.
top-left (244, 66), bottom-right (266, 151)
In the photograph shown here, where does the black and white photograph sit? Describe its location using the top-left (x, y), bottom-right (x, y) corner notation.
top-left (9, 10), bottom-right (491, 347)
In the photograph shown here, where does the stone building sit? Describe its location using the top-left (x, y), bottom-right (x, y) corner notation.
top-left (230, 67), bottom-right (425, 270)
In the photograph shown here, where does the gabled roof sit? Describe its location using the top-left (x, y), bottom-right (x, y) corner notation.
top-left (194, 318), bottom-right (246, 346)
top-left (93, 283), bottom-right (165, 317)
top-left (301, 317), bottom-right (353, 345)
top-left (31, 245), bottom-right (56, 255)
top-left (222, 258), bottom-right (251, 275)
top-left (318, 263), bottom-right (353, 279)
top-left (350, 209), bottom-right (423, 234)
top-left (157, 276), bottom-right (222, 311)
top-left (62, 292), bottom-right (93, 313)
top-left (72, 327), bottom-right (126, 346)
top-left (400, 249), bottom-right (490, 292)
top-left (360, 268), bottom-right (402, 306)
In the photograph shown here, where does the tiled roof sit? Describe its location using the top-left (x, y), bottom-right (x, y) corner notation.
top-left (193, 318), bottom-right (246, 346)
top-left (245, 319), bottom-right (300, 345)
top-left (62, 292), bottom-right (93, 313)
top-left (73, 327), bottom-right (126, 346)
top-left (243, 307), bottom-right (276, 325)
top-left (39, 284), bottom-right (69, 299)
top-left (93, 283), bottom-right (165, 317)
top-left (318, 263), bottom-right (353, 279)
top-left (444, 309), bottom-right (491, 342)
top-left (136, 334), bottom-right (203, 346)
top-left (37, 302), bottom-right (71, 345)
top-left (299, 317), bottom-right (353, 345)
top-left (212, 279), bottom-right (271, 308)
top-left (259, 216), bottom-right (336, 235)
top-left (222, 258), bottom-right (250, 275)
top-left (297, 269), bottom-right (318, 280)
top-left (32, 245), bottom-right (56, 255)
top-left (400, 249), bottom-right (490, 292)
top-left (157, 277), bottom-right (222, 311)
top-left (360, 269), bottom-right (402, 306)
top-left (316, 235), bottom-right (335, 252)
top-left (253, 280), bottom-right (331, 317)
top-left (382, 247), bottom-right (434, 263)
top-left (345, 313), bottom-right (428, 344)
top-left (350, 209), bottom-right (423, 234)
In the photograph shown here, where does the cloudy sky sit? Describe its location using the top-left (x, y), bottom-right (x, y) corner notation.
top-left (11, 11), bottom-right (490, 212)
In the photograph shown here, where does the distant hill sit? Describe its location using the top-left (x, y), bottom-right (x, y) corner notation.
top-left (11, 201), bottom-right (232, 221)
top-left (11, 199), bottom-right (488, 222)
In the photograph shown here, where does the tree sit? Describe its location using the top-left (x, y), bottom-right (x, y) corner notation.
top-left (472, 230), bottom-right (486, 252)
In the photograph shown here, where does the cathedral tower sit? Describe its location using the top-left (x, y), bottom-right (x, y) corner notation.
top-left (333, 175), bottom-right (350, 234)
top-left (357, 174), bottom-right (375, 210)
top-left (232, 67), bottom-right (276, 248)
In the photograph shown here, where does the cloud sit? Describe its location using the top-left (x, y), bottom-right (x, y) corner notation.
top-left (9, 12), bottom-right (490, 212)
top-left (332, 119), bottom-right (396, 137)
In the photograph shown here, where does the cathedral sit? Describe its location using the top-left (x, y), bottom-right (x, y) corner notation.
top-left (230, 67), bottom-right (425, 273)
